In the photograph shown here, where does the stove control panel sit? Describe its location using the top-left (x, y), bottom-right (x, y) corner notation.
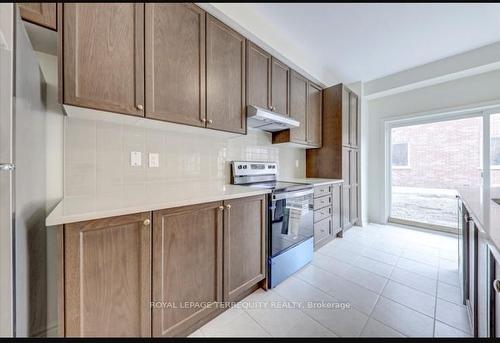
top-left (232, 161), bottom-right (278, 176)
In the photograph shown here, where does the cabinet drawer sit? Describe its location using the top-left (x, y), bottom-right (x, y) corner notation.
top-left (314, 184), bottom-right (333, 198)
top-left (314, 195), bottom-right (332, 210)
top-left (314, 217), bottom-right (331, 242)
top-left (314, 206), bottom-right (332, 223)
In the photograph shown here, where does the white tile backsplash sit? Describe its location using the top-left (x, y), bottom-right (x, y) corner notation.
top-left (64, 118), bottom-right (306, 196)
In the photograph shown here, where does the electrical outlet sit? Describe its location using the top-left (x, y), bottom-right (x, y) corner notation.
top-left (130, 151), bottom-right (142, 167)
top-left (149, 153), bottom-right (159, 168)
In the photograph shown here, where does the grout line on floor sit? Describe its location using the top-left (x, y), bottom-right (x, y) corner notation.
top-left (241, 306), bottom-right (274, 337)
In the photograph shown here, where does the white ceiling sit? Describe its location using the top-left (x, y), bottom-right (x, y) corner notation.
top-left (220, 3), bottom-right (500, 84)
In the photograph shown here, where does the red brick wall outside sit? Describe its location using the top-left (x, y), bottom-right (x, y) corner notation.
top-left (391, 117), bottom-right (485, 189)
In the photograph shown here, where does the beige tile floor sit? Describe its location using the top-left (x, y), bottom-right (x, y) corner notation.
top-left (192, 223), bottom-right (471, 337)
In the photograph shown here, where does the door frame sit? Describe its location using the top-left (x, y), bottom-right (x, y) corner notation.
top-left (383, 104), bottom-right (500, 227)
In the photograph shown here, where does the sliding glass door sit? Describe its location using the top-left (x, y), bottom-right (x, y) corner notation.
top-left (389, 116), bottom-right (483, 231)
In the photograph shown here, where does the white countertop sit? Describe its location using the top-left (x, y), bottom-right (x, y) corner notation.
top-left (281, 177), bottom-right (344, 186)
top-left (458, 186), bottom-right (500, 258)
top-left (46, 181), bottom-right (271, 226)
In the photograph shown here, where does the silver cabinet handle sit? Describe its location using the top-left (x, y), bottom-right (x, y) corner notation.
top-left (143, 219), bottom-right (151, 226)
top-left (208, 119), bottom-right (213, 124)
top-left (0, 163), bottom-right (15, 171)
top-left (218, 205), bottom-right (224, 211)
top-left (137, 104), bottom-right (144, 111)
top-left (493, 279), bottom-right (500, 293)
top-left (201, 118), bottom-right (206, 123)
top-left (226, 204), bottom-right (231, 209)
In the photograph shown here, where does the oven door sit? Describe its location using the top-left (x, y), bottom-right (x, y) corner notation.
top-left (270, 188), bottom-right (314, 257)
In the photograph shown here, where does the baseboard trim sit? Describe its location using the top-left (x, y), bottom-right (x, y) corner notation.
top-left (388, 217), bottom-right (457, 235)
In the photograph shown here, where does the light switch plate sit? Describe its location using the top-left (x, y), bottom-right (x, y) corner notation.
top-left (130, 151), bottom-right (142, 167)
top-left (149, 153), bottom-right (159, 168)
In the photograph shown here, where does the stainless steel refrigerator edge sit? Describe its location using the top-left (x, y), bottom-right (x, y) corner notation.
top-left (0, 3), bottom-right (14, 337)
top-left (1, 7), bottom-right (48, 337)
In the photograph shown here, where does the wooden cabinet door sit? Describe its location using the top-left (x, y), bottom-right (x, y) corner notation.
top-left (246, 41), bottom-right (271, 110)
top-left (145, 3), bottom-right (205, 127)
top-left (270, 57), bottom-right (290, 115)
top-left (349, 92), bottom-right (359, 148)
top-left (350, 185), bottom-right (358, 225)
top-left (350, 149), bottom-right (359, 186)
top-left (206, 14), bottom-right (246, 134)
top-left (307, 82), bottom-right (322, 147)
top-left (332, 183), bottom-right (342, 234)
top-left (289, 71), bottom-right (308, 144)
top-left (63, 3), bottom-right (145, 116)
top-left (342, 185), bottom-right (351, 230)
top-left (342, 146), bottom-right (351, 183)
top-left (314, 216), bottom-right (332, 249)
top-left (341, 87), bottom-right (350, 146)
top-left (152, 202), bottom-right (223, 337)
top-left (19, 3), bottom-right (57, 30)
top-left (223, 195), bottom-right (266, 302)
top-left (64, 212), bottom-right (151, 337)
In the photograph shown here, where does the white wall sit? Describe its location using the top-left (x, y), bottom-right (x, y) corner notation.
top-left (34, 51), bottom-right (63, 337)
top-left (63, 110), bottom-right (306, 197)
top-left (0, 3), bottom-right (13, 50)
top-left (366, 70), bottom-right (500, 223)
top-left (199, 3), bottom-right (334, 87)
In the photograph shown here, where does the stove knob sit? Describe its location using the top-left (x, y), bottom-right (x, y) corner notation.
top-left (243, 165), bottom-right (247, 169)
top-left (238, 165), bottom-right (242, 169)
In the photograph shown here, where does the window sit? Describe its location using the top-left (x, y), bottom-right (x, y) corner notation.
top-left (491, 137), bottom-right (500, 167)
top-left (392, 143), bottom-right (409, 168)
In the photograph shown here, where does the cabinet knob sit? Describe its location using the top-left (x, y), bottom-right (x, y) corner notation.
top-left (208, 119), bottom-right (213, 124)
top-left (218, 205), bottom-right (224, 211)
top-left (137, 104), bottom-right (144, 111)
top-left (201, 118), bottom-right (206, 123)
top-left (493, 279), bottom-right (500, 293)
top-left (143, 219), bottom-right (151, 226)
top-left (226, 204), bottom-right (231, 209)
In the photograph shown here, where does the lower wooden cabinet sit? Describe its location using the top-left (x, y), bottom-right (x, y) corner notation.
top-left (223, 195), bottom-right (266, 302)
top-left (64, 212), bottom-right (152, 337)
top-left (60, 195), bottom-right (267, 337)
top-left (313, 182), bottom-right (343, 249)
top-left (152, 201), bottom-right (224, 337)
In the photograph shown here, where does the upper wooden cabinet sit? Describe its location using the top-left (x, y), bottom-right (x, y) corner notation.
top-left (19, 3), bottom-right (57, 30)
top-left (246, 41), bottom-right (272, 111)
top-left (64, 212), bottom-right (152, 337)
top-left (307, 82), bottom-right (322, 147)
top-left (206, 14), bottom-right (246, 134)
top-left (63, 3), bottom-right (145, 116)
top-left (152, 202), bottom-right (223, 337)
top-left (349, 92), bottom-right (359, 148)
top-left (288, 71), bottom-right (308, 144)
top-left (271, 57), bottom-right (290, 116)
top-left (341, 86), bottom-right (360, 148)
top-left (246, 42), bottom-right (291, 117)
top-left (307, 83), bottom-right (360, 230)
top-left (223, 195), bottom-right (266, 302)
top-left (272, 74), bottom-right (322, 148)
top-left (145, 3), bottom-right (205, 127)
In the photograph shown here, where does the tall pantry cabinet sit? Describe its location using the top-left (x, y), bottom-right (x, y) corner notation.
top-left (306, 83), bottom-right (360, 230)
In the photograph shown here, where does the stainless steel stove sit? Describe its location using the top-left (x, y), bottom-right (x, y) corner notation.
top-left (231, 161), bottom-right (314, 288)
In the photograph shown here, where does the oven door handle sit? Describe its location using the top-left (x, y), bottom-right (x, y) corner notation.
top-left (272, 189), bottom-right (314, 201)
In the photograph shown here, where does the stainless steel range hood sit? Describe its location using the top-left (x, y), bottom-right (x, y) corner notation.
top-left (247, 105), bottom-right (300, 132)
